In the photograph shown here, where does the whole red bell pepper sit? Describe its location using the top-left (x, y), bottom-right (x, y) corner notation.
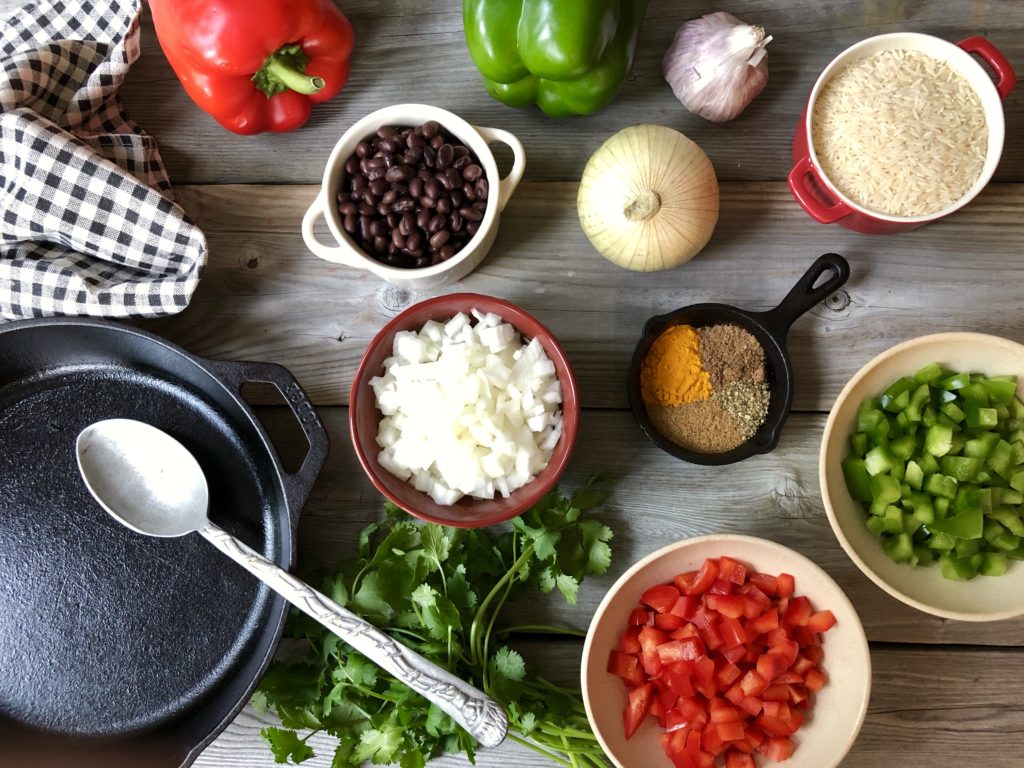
top-left (149, 0), bottom-right (355, 134)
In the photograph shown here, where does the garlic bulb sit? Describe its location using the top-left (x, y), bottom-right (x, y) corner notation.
top-left (577, 125), bottom-right (719, 272)
top-left (663, 12), bottom-right (772, 123)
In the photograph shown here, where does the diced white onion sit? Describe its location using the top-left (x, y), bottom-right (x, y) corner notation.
top-left (373, 310), bottom-right (564, 506)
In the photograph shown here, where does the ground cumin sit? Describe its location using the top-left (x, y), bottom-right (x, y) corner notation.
top-left (699, 324), bottom-right (765, 389)
top-left (640, 325), bottom-right (711, 406)
top-left (648, 401), bottom-right (742, 453)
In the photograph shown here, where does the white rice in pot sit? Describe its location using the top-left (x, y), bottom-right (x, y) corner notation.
top-left (811, 48), bottom-right (988, 218)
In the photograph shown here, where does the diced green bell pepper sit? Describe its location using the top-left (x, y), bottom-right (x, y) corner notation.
top-left (928, 507), bottom-right (983, 539)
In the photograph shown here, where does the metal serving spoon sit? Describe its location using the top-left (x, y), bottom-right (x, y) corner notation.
top-left (76, 418), bottom-right (508, 748)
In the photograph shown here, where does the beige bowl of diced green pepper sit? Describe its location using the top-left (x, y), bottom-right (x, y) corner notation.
top-left (820, 332), bottom-right (1024, 621)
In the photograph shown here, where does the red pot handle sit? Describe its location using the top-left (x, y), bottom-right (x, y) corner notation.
top-left (787, 155), bottom-right (851, 224)
top-left (958, 36), bottom-right (1017, 99)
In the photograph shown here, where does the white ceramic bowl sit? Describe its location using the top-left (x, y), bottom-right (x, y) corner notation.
top-left (301, 104), bottom-right (525, 289)
top-left (821, 332), bottom-right (1024, 621)
top-left (582, 535), bottom-right (870, 768)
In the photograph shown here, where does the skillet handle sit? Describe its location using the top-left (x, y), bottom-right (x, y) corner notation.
top-left (203, 359), bottom-right (329, 520)
top-left (760, 253), bottom-right (850, 338)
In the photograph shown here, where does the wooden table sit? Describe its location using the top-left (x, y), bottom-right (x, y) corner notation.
top-left (10, 1), bottom-right (1024, 766)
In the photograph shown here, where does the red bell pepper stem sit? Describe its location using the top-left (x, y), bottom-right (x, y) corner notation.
top-left (263, 52), bottom-right (325, 96)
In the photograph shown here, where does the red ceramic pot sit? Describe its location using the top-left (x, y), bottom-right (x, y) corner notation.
top-left (349, 292), bottom-right (580, 528)
top-left (788, 33), bottom-right (1015, 234)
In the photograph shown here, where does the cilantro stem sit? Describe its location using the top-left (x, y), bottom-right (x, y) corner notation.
top-left (507, 733), bottom-right (574, 768)
top-left (537, 722), bottom-right (601, 740)
top-left (496, 624), bottom-right (587, 638)
top-left (300, 728), bottom-right (322, 743)
top-left (471, 539), bottom-right (536, 669)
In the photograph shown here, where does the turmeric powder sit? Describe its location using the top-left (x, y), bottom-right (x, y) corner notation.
top-left (640, 324), bottom-right (712, 406)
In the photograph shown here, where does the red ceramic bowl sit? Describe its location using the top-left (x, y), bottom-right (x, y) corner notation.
top-left (788, 33), bottom-right (1015, 234)
top-left (349, 293), bottom-right (580, 528)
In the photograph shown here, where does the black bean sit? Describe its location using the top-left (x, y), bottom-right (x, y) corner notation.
top-left (385, 165), bottom-right (412, 182)
top-left (419, 195), bottom-right (436, 209)
top-left (359, 216), bottom-right (372, 240)
top-left (422, 146), bottom-right (436, 167)
top-left (409, 177), bottom-right (424, 199)
top-left (427, 214), bottom-right (445, 233)
top-left (367, 166), bottom-right (386, 181)
top-left (408, 133), bottom-right (425, 150)
top-left (462, 164), bottom-right (482, 181)
top-left (466, 221), bottom-right (480, 237)
top-left (439, 244), bottom-right (456, 260)
top-left (372, 235), bottom-right (388, 254)
top-left (339, 201), bottom-right (358, 216)
top-left (343, 213), bottom-right (358, 234)
top-left (367, 157), bottom-right (385, 170)
top-left (387, 213), bottom-right (400, 227)
top-left (459, 206), bottom-right (484, 222)
top-left (358, 202), bottom-right (376, 216)
top-left (450, 212), bottom-right (463, 231)
top-left (429, 229), bottom-right (450, 249)
top-left (462, 182), bottom-right (476, 201)
top-left (454, 145), bottom-right (470, 157)
top-left (425, 179), bottom-right (442, 199)
top-left (430, 134), bottom-right (444, 150)
top-left (450, 189), bottom-right (464, 207)
top-left (381, 189), bottom-right (398, 205)
top-left (475, 179), bottom-right (488, 200)
top-left (421, 120), bottom-right (440, 138)
top-left (403, 150), bottom-right (421, 165)
top-left (355, 141), bottom-right (372, 159)
top-left (392, 229), bottom-right (406, 249)
top-left (435, 197), bottom-right (452, 214)
top-left (369, 220), bottom-right (387, 237)
top-left (406, 231), bottom-right (424, 252)
top-left (415, 256), bottom-right (431, 268)
top-left (392, 197), bottom-right (416, 212)
top-left (377, 125), bottom-right (399, 139)
top-left (377, 203), bottom-right (392, 216)
top-left (437, 143), bottom-right (454, 168)
top-left (400, 212), bottom-right (415, 236)
top-left (351, 174), bottom-right (368, 191)
top-left (344, 156), bottom-right (360, 175)
top-left (359, 158), bottom-right (371, 175)
top-left (446, 168), bottom-right (462, 188)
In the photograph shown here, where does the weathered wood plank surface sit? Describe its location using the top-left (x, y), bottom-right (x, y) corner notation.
top-left (142, 182), bottom-right (1024, 412)
top-left (252, 406), bottom-right (1024, 647)
top-left (109, 0), bottom-right (1023, 185)
top-left (197, 641), bottom-right (1024, 768)
top-left (4, 1), bottom-right (1019, 183)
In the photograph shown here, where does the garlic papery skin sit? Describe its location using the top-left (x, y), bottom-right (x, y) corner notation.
top-left (663, 12), bottom-right (772, 123)
top-left (577, 125), bottom-right (719, 272)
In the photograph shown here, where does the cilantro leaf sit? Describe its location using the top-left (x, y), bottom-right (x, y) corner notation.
top-left (555, 573), bottom-right (580, 605)
top-left (261, 727), bottom-right (314, 765)
top-left (411, 584), bottom-right (462, 641)
top-left (354, 724), bottom-right (404, 764)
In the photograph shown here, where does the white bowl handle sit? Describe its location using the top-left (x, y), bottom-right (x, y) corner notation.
top-left (301, 194), bottom-right (367, 268)
top-left (474, 126), bottom-right (526, 212)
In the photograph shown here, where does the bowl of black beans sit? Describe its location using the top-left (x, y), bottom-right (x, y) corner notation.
top-left (302, 104), bottom-right (526, 288)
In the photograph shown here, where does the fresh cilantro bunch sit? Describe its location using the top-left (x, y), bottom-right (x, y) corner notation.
top-left (256, 475), bottom-right (615, 768)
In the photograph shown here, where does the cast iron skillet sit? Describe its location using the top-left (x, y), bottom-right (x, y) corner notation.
top-left (628, 253), bottom-right (850, 465)
top-left (0, 318), bottom-right (328, 768)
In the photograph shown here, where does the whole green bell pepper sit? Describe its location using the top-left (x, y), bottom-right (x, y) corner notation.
top-left (463, 0), bottom-right (648, 117)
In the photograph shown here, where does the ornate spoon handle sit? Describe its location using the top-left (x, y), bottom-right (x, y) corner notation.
top-left (200, 523), bottom-right (508, 748)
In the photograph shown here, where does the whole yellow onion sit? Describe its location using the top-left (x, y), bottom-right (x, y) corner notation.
top-left (577, 125), bottom-right (719, 272)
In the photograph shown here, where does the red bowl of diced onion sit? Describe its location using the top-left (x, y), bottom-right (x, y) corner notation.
top-left (349, 292), bottom-right (580, 527)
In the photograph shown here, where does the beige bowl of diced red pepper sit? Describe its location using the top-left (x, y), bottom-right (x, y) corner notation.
top-left (581, 535), bottom-right (869, 768)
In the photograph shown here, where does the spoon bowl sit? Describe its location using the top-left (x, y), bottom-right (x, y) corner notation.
top-left (75, 418), bottom-right (508, 748)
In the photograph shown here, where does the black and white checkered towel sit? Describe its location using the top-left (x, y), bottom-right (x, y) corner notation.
top-left (0, 0), bottom-right (206, 321)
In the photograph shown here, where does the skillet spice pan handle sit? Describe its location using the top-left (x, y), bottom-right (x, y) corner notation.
top-left (199, 523), bottom-right (510, 748)
top-left (203, 359), bottom-right (330, 519)
top-left (761, 253), bottom-right (850, 337)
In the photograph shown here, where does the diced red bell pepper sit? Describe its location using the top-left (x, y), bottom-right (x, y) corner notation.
top-left (664, 661), bottom-right (696, 698)
top-left (718, 556), bottom-right (748, 585)
top-left (676, 559), bottom-right (720, 596)
top-left (807, 609), bottom-right (837, 633)
top-left (715, 660), bottom-right (743, 688)
top-left (709, 577), bottom-right (736, 596)
top-left (739, 670), bottom-right (768, 697)
top-left (619, 627), bottom-right (642, 654)
top-left (721, 644), bottom-right (748, 666)
top-left (748, 571), bottom-right (778, 596)
top-left (643, 584), bottom-right (683, 614)
top-left (776, 573), bottom-right (795, 598)
top-left (656, 612), bottom-right (688, 631)
top-left (671, 623), bottom-right (701, 640)
top-left (761, 737), bottom-right (795, 761)
top-left (624, 682), bottom-right (654, 738)
top-left (783, 596), bottom-right (812, 627)
top-left (719, 617), bottom-right (749, 648)
top-left (658, 636), bottom-right (706, 664)
top-left (671, 595), bottom-right (699, 619)
top-left (702, 722), bottom-right (726, 755)
top-left (738, 695), bottom-right (763, 717)
top-left (804, 668), bottom-right (827, 692)
top-left (639, 626), bottom-right (668, 676)
top-left (706, 594), bottom-right (746, 619)
top-left (716, 719), bottom-right (745, 742)
top-left (629, 607), bottom-right (653, 626)
top-left (756, 652), bottom-right (791, 682)
top-left (725, 749), bottom-right (756, 768)
top-left (747, 607), bottom-right (779, 634)
top-left (607, 650), bottom-right (646, 685)
top-left (702, 621), bottom-right (724, 651)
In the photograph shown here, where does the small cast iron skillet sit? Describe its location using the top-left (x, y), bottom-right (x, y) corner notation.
top-left (627, 253), bottom-right (850, 465)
